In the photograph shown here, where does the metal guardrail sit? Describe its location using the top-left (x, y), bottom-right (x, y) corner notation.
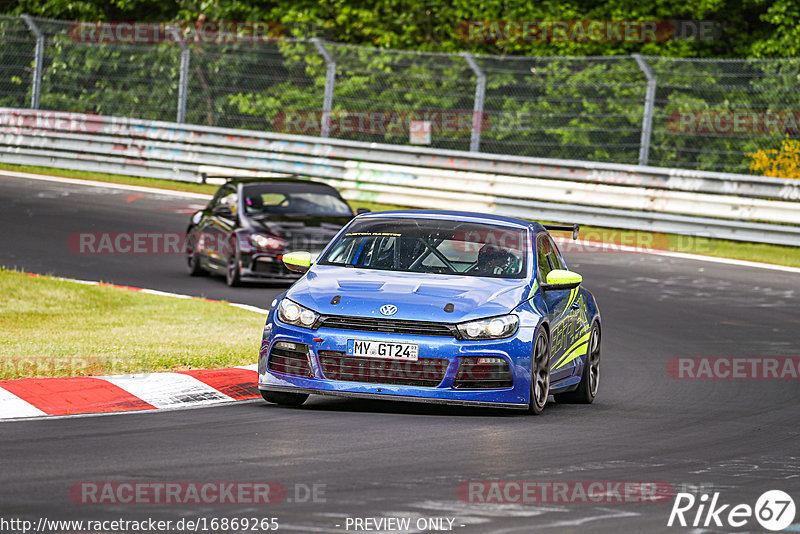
top-left (1, 108), bottom-right (799, 246)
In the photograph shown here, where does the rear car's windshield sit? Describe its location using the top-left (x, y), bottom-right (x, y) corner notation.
top-left (242, 184), bottom-right (352, 216)
top-left (319, 217), bottom-right (528, 278)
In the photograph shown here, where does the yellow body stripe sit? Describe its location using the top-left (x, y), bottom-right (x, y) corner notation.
top-left (527, 279), bottom-right (540, 300)
top-left (552, 330), bottom-right (591, 370)
top-left (555, 287), bottom-right (579, 320)
top-left (554, 343), bottom-right (589, 370)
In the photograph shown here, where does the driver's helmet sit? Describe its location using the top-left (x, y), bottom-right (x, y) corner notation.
top-left (477, 244), bottom-right (516, 275)
top-left (245, 195), bottom-right (264, 212)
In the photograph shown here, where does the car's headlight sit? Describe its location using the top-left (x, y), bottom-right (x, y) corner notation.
top-left (457, 314), bottom-right (519, 340)
top-left (278, 298), bottom-right (319, 329)
top-left (249, 233), bottom-right (285, 251)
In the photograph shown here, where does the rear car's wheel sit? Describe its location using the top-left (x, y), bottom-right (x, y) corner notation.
top-left (185, 232), bottom-right (208, 276)
top-left (529, 328), bottom-right (551, 415)
top-left (260, 390), bottom-right (309, 407)
top-left (226, 243), bottom-right (242, 287)
top-left (555, 323), bottom-right (600, 404)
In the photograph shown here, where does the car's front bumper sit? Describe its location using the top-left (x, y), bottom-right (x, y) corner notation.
top-left (239, 253), bottom-right (301, 282)
top-left (258, 384), bottom-right (528, 409)
top-left (258, 318), bottom-right (535, 408)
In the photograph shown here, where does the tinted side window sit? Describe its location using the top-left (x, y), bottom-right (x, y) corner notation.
top-left (209, 186), bottom-right (230, 208)
top-left (536, 234), bottom-right (565, 282)
top-left (212, 187), bottom-right (238, 214)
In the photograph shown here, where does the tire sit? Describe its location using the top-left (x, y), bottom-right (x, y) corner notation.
top-left (529, 328), bottom-right (551, 415)
top-left (185, 232), bottom-right (208, 276)
top-left (261, 390), bottom-right (309, 407)
top-left (555, 322), bottom-right (600, 404)
top-left (226, 244), bottom-right (242, 287)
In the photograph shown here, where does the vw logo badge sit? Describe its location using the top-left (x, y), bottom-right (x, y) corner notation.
top-left (380, 304), bottom-right (398, 316)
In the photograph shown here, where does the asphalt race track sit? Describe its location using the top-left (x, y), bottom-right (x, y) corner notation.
top-left (1, 173), bottom-right (799, 533)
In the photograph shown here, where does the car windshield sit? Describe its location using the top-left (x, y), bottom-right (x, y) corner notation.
top-left (319, 217), bottom-right (528, 278)
top-left (242, 184), bottom-right (352, 216)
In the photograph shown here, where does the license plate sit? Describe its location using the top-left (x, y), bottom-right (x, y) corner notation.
top-left (346, 339), bottom-right (419, 361)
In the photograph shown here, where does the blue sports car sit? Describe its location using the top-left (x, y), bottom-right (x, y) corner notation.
top-left (257, 210), bottom-right (601, 414)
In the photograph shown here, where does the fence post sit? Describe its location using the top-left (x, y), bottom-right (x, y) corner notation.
top-left (462, 52), bottom-right (486, 153)
top-left (169, 26), bottom-right (190, 124)
top-left (312, 38), bottom-right (336, 138)
top-left (21, 15), bottom-right (44, 110)
top-left (632, 54), bottom-right (656, 166)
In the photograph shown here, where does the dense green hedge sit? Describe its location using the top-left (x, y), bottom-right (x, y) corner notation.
top-left (2, 1), bottom-right (799, 173)
top-left (3, 0), bottom-right (798, 58)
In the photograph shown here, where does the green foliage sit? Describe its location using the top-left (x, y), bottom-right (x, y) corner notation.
top-left (1, 0), bottom-right (797, 58)
top-left (1, 1), bottom-right (798, 173)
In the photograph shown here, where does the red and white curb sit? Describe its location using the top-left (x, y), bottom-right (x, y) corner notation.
top-left (0, 364), bottom-right (260, 421)
top-left (1, 273), bottom-right (269, 421)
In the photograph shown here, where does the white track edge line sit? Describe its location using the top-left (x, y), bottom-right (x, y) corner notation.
top-left (29, 273), bottom-right (270, 314)
top-left (0, 169), bottom-right (212, 199)
top-left (0, 398), bottom-right (263, 424)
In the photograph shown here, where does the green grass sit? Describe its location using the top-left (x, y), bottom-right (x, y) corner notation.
top-left (1, 162), bottom-right (797, 267)
top-left (0, 268), bottom-right (265, 380)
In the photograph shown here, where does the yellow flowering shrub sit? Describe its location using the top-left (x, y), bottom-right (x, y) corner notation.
top-left (748, 137), bottom-right (800, 179)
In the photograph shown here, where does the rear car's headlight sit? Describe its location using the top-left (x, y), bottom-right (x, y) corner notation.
top-left (457, 314), bottom-right (519, 340)
top-left (278, 298), bottom-right (319, 329)
top-left (249, 233), bottom-right (285, 251)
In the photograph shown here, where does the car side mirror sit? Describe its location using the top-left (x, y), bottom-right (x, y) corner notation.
top-left (542, 269), bottom-right (582, 291)
top-left (213, 206), bottom-right (233, 218)
top-left (282, 251), bottom-right (313, 273)
top-left (356, 208), bottom-right (371, 215)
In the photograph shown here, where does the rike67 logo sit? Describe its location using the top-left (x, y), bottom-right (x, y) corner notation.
top-left (668, 490), bottom-right (796, 531)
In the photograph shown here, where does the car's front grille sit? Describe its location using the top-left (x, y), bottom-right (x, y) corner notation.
top-left (252, 258), bottom-right (296, 276)
top-left (317, 315), bottom-right (457, 337)
top-left (268, 342), bottom-right (313, 377)
top-left (452, 357), bottom-right (513, 389)
top-left (318, 351), bottom-right (448, 387)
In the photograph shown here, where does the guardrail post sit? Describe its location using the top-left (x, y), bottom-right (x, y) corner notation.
top-left (632, 54), bottom-right (656, 166)
top-left (312, 38), bottom-right (336, 138)
top-left (169, 26), bottom-right (190, 124)
top-left (462, 52), bottom-right (486, 153)
top-left (21, 15), bottom-right (44, 110)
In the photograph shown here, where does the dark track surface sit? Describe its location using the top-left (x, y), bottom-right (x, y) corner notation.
top-left (1, 173), bottom-right (799, 533)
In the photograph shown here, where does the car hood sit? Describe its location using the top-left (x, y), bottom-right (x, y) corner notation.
top-left (287, 265), bottom-right (528, 323)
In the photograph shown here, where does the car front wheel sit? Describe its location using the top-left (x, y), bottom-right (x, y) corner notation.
top-left (186, 232), bottom-right (208, 276)
top-left (226, 243), bottom-right (242, 287)
top-left (529, 328), bottom-right (551, 415)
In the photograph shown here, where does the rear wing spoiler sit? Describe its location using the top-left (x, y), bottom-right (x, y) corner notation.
top-left (543, 224), bottom-right (580, 241)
